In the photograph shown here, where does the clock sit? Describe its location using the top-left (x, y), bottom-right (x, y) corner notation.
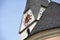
top-left (20, 9), bottom-right (35, 32)
top-left (37, 7), bottom-right (46, 20)
top-left (24, 13), bottom-right (32, 26)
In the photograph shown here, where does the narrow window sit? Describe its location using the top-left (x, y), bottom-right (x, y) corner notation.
top-left (27, 28), bottom-right (30, 35)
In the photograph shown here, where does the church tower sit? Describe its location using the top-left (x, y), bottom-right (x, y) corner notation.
top-left (19, 0), bottom-right (49, 40)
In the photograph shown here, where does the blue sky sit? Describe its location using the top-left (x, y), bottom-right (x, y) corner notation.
top-left (0, 0), bottom-right (60, 40)
top-left (0, 0), bottom-right (26, 40)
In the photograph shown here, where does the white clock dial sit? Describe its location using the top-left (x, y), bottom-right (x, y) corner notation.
top-left (24, 13), bottom-right (32, 26)
top-left (20, 9), bottom-right (35, 32)
top-left (37, 7), bottom-right (46, 20)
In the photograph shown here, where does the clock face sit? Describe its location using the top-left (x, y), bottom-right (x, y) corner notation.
top-left (20, 9), bottom-right (35, 32)
top-left (24, 13), bottom-right (32, 26)
top-left (37, 7), bottom-right (46, 20)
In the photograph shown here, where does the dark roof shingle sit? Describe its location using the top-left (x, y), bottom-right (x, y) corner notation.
top-left (30, 2), bottom-right (60, 35)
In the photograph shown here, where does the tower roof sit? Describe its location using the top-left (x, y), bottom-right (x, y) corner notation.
top-left (24, 0), bottom-right (49, 19)
top-left (29, 2), bottom-right (60, 37)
